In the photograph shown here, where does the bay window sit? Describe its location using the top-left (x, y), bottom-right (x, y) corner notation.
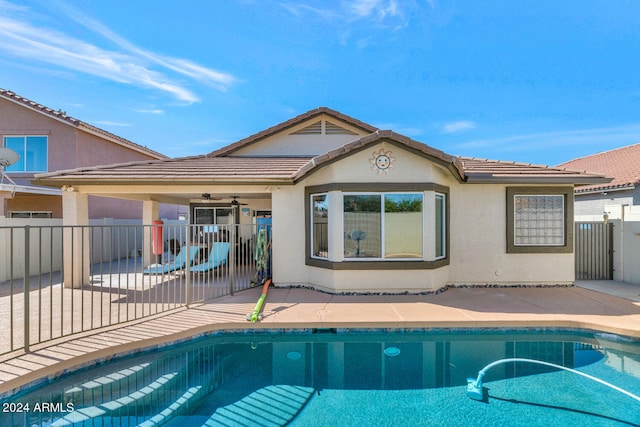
top-left (306, 184), bottom-right (449, 269)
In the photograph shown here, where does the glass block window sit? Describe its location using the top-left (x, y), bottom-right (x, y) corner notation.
top-left (513, 195), bottom-right (564, 246)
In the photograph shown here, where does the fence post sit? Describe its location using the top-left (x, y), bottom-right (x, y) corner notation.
top-left (24, 225), bottom-right (30, 353)
top-left (608, 222), bottom-right (615, 280)
top-left (229, 225), bottom-right (236, 295)
top-left (185, 232), bottom-right (191, 307)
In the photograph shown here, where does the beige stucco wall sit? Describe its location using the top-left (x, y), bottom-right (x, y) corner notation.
top-left (271, 141), bottom-right (575, 293)
top-left (231, 115), bottom-right (370, 157)
top-left (447, 184), bottom-right (574, 285)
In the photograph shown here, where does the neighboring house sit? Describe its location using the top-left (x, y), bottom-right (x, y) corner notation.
top-left (34, 108), bottom-right (609, 292)
top-left (0, 89), bottom-right (171, 219)
top-left (558, 144), bottom-right (640, 285)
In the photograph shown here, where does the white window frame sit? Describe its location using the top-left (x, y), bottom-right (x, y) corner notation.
top-left (435, 192), bottom-right (446, 259)
top-left (310, 193), bottom-right (329, 260)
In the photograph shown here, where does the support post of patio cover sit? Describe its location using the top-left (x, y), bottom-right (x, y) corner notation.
top-left (142, 201), bottom-right (160, 268)
top-left (62, 191), bottom-right (90, 288)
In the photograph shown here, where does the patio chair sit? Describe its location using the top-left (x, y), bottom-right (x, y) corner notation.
top-left (143, 245), bottom-right (200, 274)
top-left (191, 242), bottom-right (231, 273)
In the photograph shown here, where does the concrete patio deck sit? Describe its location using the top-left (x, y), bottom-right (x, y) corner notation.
top-left (1, 280), bottom-right (639, 398)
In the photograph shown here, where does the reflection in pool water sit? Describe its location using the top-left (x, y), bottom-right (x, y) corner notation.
top-left (3, 329), bottom-right (640, 426)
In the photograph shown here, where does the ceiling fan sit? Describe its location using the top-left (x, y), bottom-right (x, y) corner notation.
top-left (231, 196), bottom-right (248, 206)
top-left (200, 193), bottom-right (223, 201)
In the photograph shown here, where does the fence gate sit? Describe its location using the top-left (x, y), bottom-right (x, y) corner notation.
top-left (575, 222), bottom-right (614, 280)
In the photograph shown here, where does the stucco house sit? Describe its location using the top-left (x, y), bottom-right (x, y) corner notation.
top-left (33, 108), bottom-right (609, 293)
top-left (0, 89), bottom-right (170, 219)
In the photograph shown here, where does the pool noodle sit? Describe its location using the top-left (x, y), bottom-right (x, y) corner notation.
top-left (249, 279), bottom-right (272, 322)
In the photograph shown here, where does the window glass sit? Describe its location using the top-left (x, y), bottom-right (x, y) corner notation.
top-left (4, 136), bottom-right (48, 172)
top-left (435, 193), bottom-right (446, 258)
top-left (514, 195), bottom-right (564, 245)
top-left (9, 212), bottom-right (52, 218)
top-left (343, 193), bottom-right (423, 259)
top-left (344, 195), bottom-right (381, 258)
top-left (384, 194), bottom-right (422, 258)
top-left (4, 137), bottom-right (25, 171)
top-left (26, 136), bottom-right (48, 172)
top-left (312, 194), bottom-right (329, 258)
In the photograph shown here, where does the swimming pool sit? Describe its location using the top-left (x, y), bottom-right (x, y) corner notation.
top-left (2, 329), bottom-right (639, 426)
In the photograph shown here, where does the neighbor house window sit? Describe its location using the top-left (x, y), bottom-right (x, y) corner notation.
top-left (506, 187), bottom-right (573, 253)
top-left (343, 193), bottom-right (423, 259)
top-left (311, 194), bottom-right (329, 259)
top-left (4, 136), bottom-right (48, 172)
top-left (10, 211), bottom-right (53, 219)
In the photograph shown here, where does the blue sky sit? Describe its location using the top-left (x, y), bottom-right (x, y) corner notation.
top-left (1, 0), bottom-right (639, 165)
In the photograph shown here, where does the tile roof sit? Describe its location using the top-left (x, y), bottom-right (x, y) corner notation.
top-left (0, 88), bottom-right (168, 160)
top-left (33, 155), bottom-right (314, 184)
top-left (208, 107), bottom-right (379, 157)
top-left (460, 157), bottom-right (610, 184)
top-left (557, 143), bottom-right (640, 193)
top-left (34, 132), bottom-right (610, 187)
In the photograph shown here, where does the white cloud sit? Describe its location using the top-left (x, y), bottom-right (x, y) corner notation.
top-left (0, 1), bottom-right (237, 103)
top-left (347, 0), bottom-right (401, 20)
top-left (134, 108), bottom-right (165, 115)
top-left (93, 120), bottom-right (131, 127)
top-left (282, 0), bottom-right (405, 24)
top-left (442, 120), bottom-right (476, 134)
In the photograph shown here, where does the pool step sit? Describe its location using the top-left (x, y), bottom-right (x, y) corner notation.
top-left (64, 362), bottom-right (152, 401)
top-left (51, 372), bottom-right (179, 426)
top-left (138, 386), bottom-right (204, 426)
top-left (204, 385), bottom-right (315, 427)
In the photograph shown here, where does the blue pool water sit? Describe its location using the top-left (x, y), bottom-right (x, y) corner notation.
top-left (2, 329), bottom-right (640, 426)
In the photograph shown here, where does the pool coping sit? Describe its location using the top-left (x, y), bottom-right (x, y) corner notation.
top-left (1, 284), bottom-right (640, 398)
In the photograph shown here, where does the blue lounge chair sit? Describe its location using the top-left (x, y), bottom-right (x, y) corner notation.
top-left (143, 245), bottom-right (200, 274)
top-left (191, 242), bottom-right (230, 273)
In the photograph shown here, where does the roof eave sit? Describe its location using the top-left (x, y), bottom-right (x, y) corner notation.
top-left (464, 175), bottom-right (613, 185)
top-left (31, 177), bottom-right (297, 188)
top-left (574, 183), bottom-right (636, 194)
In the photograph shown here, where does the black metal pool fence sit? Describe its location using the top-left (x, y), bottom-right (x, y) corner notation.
top-left (0, 223), bottom-right (271, 356)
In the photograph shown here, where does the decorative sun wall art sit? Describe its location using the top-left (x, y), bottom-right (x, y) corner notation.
top-left (369, 148), bottom-right (395, 174)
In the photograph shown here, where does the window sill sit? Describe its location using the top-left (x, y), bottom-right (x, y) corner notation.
top-left (306, 257), bottom-right (449, 270)
top-left (507, 245), bottom-right (572, 254)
